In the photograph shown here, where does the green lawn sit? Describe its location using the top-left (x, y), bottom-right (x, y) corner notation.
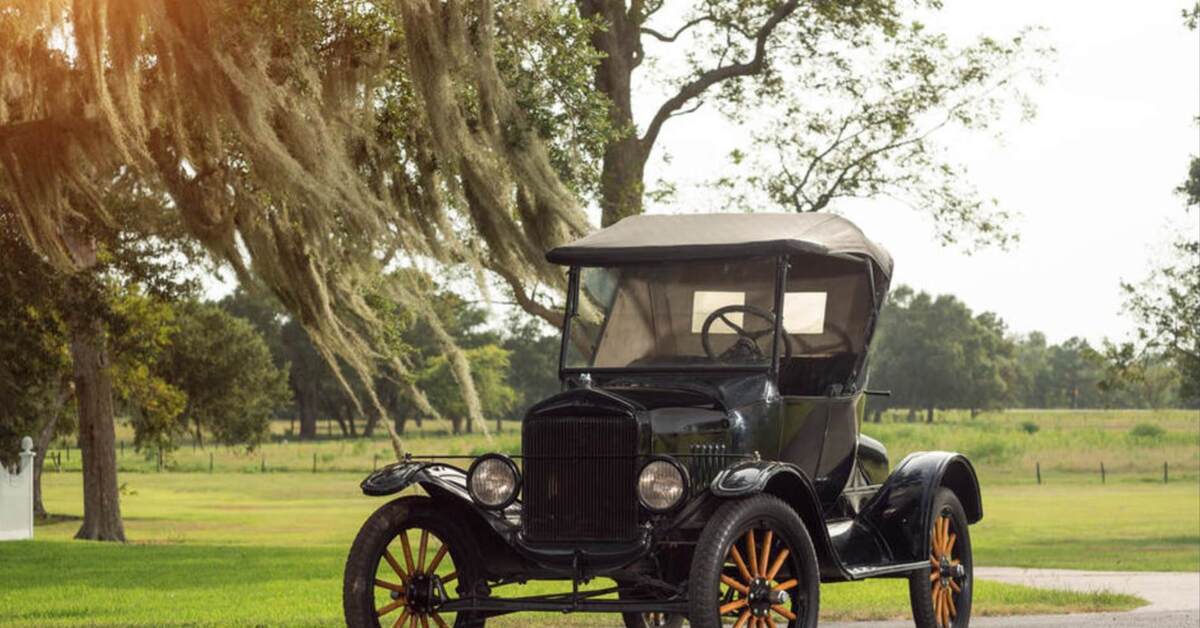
top-left (11, 408), bottom-right (1196, 626)
top-left (5, 472), bottom-right (1183, 626)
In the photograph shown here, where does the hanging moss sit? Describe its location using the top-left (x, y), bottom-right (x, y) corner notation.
top-left (0, 1), bottom-right (598, 456)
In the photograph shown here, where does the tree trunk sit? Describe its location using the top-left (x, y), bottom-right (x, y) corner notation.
top-left (68, 313), bottom-right (125, 542)
top-left (32, 399), bottom-right (64, 519)
top-left (298, 387), bottom-right (317, 440)
top-left (926, 406), bottom-right (935, 424)
top-left (578, 0), bottom-right (647, 227)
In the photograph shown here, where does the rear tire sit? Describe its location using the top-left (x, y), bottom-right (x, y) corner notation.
top-left (687, 495), bottom-right (819, 628)
top-left (908, 488), bottom-right (973, 628)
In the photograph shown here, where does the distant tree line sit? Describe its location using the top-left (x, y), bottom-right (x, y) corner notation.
top-left (867, 285), bottom-right (1196, 422)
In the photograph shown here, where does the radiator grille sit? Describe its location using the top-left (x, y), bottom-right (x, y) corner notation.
top-left (522, 414), bottom-right (639, 542)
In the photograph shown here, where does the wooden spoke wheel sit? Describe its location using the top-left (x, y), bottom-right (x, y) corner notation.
top-left (908, 488), bottom-right (972, 628)
top-left (344, 497), bottom-right (484, 628)
top-left (689, 495), bottom-right (819, 628)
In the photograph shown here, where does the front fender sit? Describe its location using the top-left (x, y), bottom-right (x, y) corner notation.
top-left (711, 460), bottom-right (849, 581)
top-left (856, 451), bottom-right (982, 564)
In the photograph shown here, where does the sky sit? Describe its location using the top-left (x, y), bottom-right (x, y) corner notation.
top-left (201, 2), bottom-right (1198, 347)
top-left (639, 1), bottom-right (1200, 346)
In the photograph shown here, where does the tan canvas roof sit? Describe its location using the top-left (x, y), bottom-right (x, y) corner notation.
top-left (546, 213), bottom-right (893, 277)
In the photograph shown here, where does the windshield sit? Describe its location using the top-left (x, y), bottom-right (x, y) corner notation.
top-left (565, 258), bottom-right (780, 369)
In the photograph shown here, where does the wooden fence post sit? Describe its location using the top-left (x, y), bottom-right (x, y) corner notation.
top-left (1100, 462), bottom-right (1105, 485)
top-left (261, 454), bottom-right (266, 473)
top-left (313, 452), bottom-right (317, 474)
top-left (1036, 461), bottom-right (1041, 485)
top-left (373, 454), bottom-right (378, 471)
top-left (209, 452), bottom-right (214, 474)
top-left (1164, 462), bottom-right (1168, 484)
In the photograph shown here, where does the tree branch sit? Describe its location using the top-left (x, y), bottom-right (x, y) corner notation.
top-left (640, 15), bottom-right (716, 42)
top-left (640, 0), bottom-right (800, 151)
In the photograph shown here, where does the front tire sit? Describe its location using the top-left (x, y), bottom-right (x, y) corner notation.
top-left (908, 488), bottom-right (973, 628)
top-left (344, 496), bottom-right (486, 627)
top-left (688, 495), bottom-right (820, 628)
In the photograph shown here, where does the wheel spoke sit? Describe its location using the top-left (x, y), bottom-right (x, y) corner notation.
top-left (773, 578), bottom-right (798, 592)
top-left (391, 608), bottom-right (409, 628)
top-left (944, 532), bottom-right (956, 559)
top-left (930, 555), bottom-right (940, 569)
top-left (383, 550), bottom-right (408, 582)
top-left (376, 579), bottom-right (406, 593)
top-left (765, 548), bottom-right (790, 581)
top-left (947, 585), bottom-right (957, 617)
top-left (417, 530), bottom-right (430, 573)
top-left (949, 579), bottom-right (962, 593)
top-left (734, 610), bottom-right (751, 628)
top-left (428, 542), bottom-right (450, 574)
top-left (729, 544), bottom-right (754, 582)
top-left (746, 529), bottom-right (760, 578)
top-left (400, 531), bottom-right (416, 574)
top-left (441, 570), bottom-right (457, 584)
top-left (377, 599), bottom-right (405, 617)
top-left (721, 574), bottom-right (750, 594)
top-left (766, 616), bottom-right (779, 628)
top-left (420, 615), bottom-right (430, 628)
top-left (431, 612), bottom-right (449, 628)
top-left (720, 598), bottom-right (748, 615)
top-left (933, 584), bottom-right (943, 624)
top-left (759, 530), bottom-right (774, 577)
top-left (772, 603), bottom-right (797, 620)
top-left (929, 571), bottom-right (940, 582)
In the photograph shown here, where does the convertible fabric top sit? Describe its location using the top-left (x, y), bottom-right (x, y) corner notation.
top-left (546, 213), bottom-right (894, 277)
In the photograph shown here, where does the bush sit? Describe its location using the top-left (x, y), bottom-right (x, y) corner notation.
top-left (1019, 421), bottom-right (1040, 435)
top-left (1129, 423), bottom-right (1165, 439)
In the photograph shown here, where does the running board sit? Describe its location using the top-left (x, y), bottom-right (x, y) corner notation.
top-left (843, 561), bottom-right (927, 580)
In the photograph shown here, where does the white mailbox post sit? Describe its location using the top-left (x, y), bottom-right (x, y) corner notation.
top-left (0, 436), bottom-right (35, 541)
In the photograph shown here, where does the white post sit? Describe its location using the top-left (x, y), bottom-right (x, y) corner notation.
top-left (0, 436), bottom-right (35, 541)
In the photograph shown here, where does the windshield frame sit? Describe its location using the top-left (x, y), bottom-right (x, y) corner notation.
top-left (557, 256), bottom-right (790, 378)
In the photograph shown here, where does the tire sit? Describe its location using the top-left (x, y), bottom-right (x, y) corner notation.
top-left (618, 585), bottom-right (686, 628)
top-left (908, 488), bottom-right (973, 628)
top-left (688, 495), bottom-right (820, 628)
top-left (344, 496), bottom-right (486, 627)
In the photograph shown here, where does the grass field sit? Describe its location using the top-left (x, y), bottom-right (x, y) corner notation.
top-left (6, 408), bottom-right (1197, 626)
top-left (1, 473), bottom-right (1159, 627)
top-left (41, 409), bottom-right (1200, 485)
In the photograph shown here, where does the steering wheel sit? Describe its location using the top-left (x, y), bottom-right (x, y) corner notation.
top-left (700, 304), bottom-right (794, 364)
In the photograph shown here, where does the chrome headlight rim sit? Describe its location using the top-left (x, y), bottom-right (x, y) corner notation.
top-left (467, 453), bottom-right (521, 510)
top-left (637, 455), bottom-right (690, 514)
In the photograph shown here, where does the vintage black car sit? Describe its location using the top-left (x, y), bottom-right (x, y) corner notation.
top-left (344, 213), bottom-right (981, 628)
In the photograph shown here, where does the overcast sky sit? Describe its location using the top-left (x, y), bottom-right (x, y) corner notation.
top-left (640, 0), bottom-right (1200, 346)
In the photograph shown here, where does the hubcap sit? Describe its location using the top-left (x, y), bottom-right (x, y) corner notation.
top-left (718, 526), bottom-right (801, 626)
top-left (929, 513), bottom-right (965, 628)
top-left (373, 527), bottom-right (459, 628)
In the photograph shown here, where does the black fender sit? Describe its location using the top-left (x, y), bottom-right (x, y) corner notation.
top-left (361, 461), bottom-right (518, 538)
top-left (710, 460), bottom-right (851, 581)
top-left (856, 451), bottom-right (983, 565)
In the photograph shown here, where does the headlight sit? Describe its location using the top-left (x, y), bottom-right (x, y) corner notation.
top-left (638, 458), bottom-right (688, 513)
top-left (467, 454), bottom-right (520, 509)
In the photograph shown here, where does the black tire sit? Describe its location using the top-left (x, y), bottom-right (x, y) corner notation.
top-left (688, 495), bottom-right (820, 628)
top-left (908, 488), bottom-right (973, 628)
top-left (618, 585), bottom-right (686, 628)
top-left (344, 496), bottom-right (486, 628)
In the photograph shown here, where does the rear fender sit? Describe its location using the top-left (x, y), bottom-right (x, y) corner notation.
top-left (856, 451), bottom-right (983, 564)
top-left (711, 460), bottom-right (849, 581)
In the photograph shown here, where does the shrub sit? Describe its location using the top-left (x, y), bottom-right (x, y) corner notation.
top-left (1129, 423), bottom-right (1165, 439)
top-left (1019, 421), bottom-right (1040, 435)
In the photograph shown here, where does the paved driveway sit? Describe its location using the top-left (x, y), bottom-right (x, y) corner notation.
top-left (823, 567), bottom-right (1200, 628)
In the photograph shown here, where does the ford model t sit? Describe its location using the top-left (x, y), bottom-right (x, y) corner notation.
top-left (344, 213), bottom-right (982, 628)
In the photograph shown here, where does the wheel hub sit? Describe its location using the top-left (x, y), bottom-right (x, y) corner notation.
top-left (747, 577), bottom-right (774, 617)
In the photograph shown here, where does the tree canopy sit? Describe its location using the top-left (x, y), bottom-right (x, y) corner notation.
top-left (0, 1), bottom-right (1050, 445)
